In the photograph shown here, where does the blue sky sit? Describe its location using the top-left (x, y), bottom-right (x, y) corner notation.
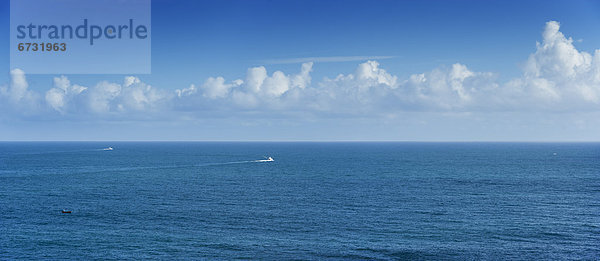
top-left (1, 0), bottom-right (600, 141)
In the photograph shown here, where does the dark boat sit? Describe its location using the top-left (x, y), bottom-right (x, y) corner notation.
top-left (61, 210), bottom-right (72, 214)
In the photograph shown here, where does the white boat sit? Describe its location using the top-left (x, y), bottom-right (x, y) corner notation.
top-left (257, 156), bottom-right (274, 162)
top-left (103, 147), bottom-right (114, 151)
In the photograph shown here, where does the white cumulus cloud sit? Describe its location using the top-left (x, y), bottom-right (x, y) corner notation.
top-left (519, 21), bottom-right (600, 107)
top-left (45, 76), bottom-right (87, 113)
top-left (176, 62), bottom-right (314, 110)
top-left (2, 21), bottom-right (600, 120)
top-left (0, 69), bottom-right (41, 115)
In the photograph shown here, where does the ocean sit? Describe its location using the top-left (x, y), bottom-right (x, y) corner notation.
top-left (1, 142), bottom-right (598, 260)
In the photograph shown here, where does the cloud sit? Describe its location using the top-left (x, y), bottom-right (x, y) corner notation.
top-left (118, 77), bottom-right (170, 112)
top-left (401, 63), bottom-right (497, 110)
top-left (518, 21), bottom-right (600, 107)
top-left (8, 69), bottom-right (29, 103)
top-left (41, 76), bottom-right (169, 116)
top-left (176, 62), bottom-right (313, 111)
top-left (0, 69), bottom-right (41, 115)
top-left (86, 81), bottom-right (121, 113)
top-left (2, 20), bottom-right (599, 121)
top-left (201, 77), bottom-right (243, 99)
top-left (311, 60), bottom-right (398, 114)
top-left (45, 76), bottom-right (87, 113)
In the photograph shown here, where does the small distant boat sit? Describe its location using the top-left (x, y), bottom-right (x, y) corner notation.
top-left (61, 209), bottom-right (72, 214)
top-left (257, 156), bottom-right (274, 162)
top-left (103, 147), bottom-right (114, 151)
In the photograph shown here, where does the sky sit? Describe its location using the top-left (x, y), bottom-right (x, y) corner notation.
top-left (1, 0), bottom-right (600, 141)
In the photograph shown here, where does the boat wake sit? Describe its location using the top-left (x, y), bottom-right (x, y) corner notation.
top-left (83, 157), bottom-right (275, 172)
top-left (14, 147), bottom-right (115, 155)
top-left (196, 157), bottom-right (274, 167)
top-left (5, 156), bottom-right (276, 177)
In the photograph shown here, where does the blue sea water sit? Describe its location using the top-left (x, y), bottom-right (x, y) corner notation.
top-left (0, 142), bottom-right (599, 260)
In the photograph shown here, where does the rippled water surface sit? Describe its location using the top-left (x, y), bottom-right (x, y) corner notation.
top-left (1, 142), bottom-right (599, 260)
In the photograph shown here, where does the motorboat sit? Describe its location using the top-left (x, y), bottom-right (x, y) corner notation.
top-left (103, 147), bottom-right (114, 151)
top-left (257, 156), bottom-right (274, 162)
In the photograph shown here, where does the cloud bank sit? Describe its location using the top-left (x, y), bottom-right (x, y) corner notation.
top-left (1, 21), bottom-right (599, 120)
